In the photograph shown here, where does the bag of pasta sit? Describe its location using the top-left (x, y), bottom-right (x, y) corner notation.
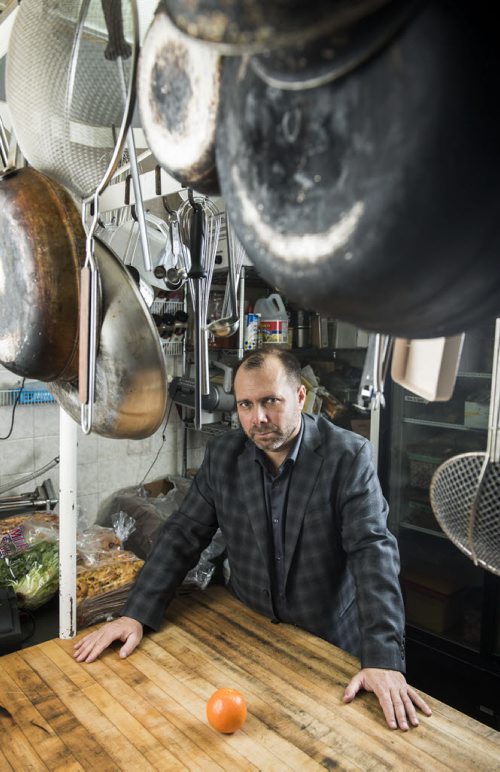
top-left (76, 550), bottom-right (144, 628)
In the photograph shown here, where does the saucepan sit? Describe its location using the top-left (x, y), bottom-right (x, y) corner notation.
top-left (49, 237), bottom-right (167, 440)
top-left (138, 4), bottom-right (223, 195)
top-left (216, 2), bottom-right (500, 338)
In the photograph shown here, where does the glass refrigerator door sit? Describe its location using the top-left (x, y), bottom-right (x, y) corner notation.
top-left (388, 320), bottom-right (496, 653)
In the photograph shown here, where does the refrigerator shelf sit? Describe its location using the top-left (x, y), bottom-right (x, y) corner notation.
top-left (402, 417), bottom-right (486, 431)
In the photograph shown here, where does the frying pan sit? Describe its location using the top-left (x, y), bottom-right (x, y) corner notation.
top-left (138, 4), bottom-right (223, 195)
top-left (215, 2), bottom-right (500, 338)
top-left (0, 166), bottom-right (85, 381)
top-left (49, 237), bottom-right (167, 440)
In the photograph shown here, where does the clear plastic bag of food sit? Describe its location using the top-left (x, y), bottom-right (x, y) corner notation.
top-left (76, 512), bottom-right (136, 567)
top-left (76, 550), bottom-right (144, 628)
top-left (0, 536), bottom-right (59, 610)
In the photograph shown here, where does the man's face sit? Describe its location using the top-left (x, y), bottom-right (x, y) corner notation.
top-left (234, 356), bottom-right (306, 455)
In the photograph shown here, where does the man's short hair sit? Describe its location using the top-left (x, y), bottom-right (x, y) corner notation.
top-left (233, 347), bottom-right (302, 388)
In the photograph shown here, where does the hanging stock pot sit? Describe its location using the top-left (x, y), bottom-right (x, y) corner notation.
top-left (215, 1), bottom-right (500, 338)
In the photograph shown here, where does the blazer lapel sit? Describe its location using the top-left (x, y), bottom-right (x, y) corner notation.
top-left (284, 415), bottom-right (323, 586)
top-left (237, 442), bottom-right (271, 571)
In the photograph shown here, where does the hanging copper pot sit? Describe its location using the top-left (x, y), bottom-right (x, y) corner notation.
top-left (0, 166), bottom-right (85, 381)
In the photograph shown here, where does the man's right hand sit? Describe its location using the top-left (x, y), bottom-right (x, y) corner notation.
top-left (73, 616), bottom-right (143, 663)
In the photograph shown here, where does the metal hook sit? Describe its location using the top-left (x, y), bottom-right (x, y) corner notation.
top-left (155, 164), bottom-right (162, 197)
top-left (124, 174), bottom-right (131, 206)
top-left (187, 187), bottom-right (196, 208)
top-left (162, 195), bottom-right (177, 218)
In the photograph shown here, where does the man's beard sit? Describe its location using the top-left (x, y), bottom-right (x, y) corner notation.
top-left (249, 423), bottom-right (295, 451)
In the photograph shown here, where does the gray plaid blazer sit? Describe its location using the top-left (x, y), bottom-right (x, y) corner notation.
top-left (123, 413), bottom-right (406, 671)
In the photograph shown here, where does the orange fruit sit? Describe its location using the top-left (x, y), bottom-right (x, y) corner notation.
top-left (206, 687), bottom-right (247, 733)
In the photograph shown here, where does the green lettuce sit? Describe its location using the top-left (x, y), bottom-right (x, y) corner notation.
top-left (0, 541), bottom-right (59, 610)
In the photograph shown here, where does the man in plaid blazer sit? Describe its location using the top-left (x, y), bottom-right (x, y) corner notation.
top-left (75, 347), bottom-right (431, 730)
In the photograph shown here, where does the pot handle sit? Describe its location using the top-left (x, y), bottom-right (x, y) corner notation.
top-left (79, 242), bottom-right (100, 435)
top-left (189, 200), bottom-right (206, 430)
top-left (78, 264), bottom-right (91, 407)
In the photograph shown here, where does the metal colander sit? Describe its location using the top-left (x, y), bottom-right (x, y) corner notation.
top-left (430, 318), bottom-right (500, 575)
top-left (6, 0), bottom-right (137, 201)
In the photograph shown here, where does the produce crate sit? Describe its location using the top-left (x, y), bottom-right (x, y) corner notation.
top-left (18, 387), bottom-right (56, 405)
top-left (0, 385), bottom-right (56, 407)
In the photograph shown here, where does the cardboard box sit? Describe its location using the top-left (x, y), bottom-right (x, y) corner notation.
top-left (144, 478), bottom-right (175, 498)
top-left (464, 401), bottom-right (488, 429)
top-left (403, 571), bottom-right (467, 634)
top-left (350, 419), bottom-right (370, 439)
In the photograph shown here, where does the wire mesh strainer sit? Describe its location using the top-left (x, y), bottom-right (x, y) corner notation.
top-left (430, 318), bottom-right (500, 575)
top-left (6, 0), bottom-right (136, 201)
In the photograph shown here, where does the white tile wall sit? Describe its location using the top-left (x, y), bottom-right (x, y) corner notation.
top-left (0, 363), bottom-right (187, 526)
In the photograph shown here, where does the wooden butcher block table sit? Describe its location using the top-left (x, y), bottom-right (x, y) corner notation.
top-left (0, 586), bottom-right (499, 771)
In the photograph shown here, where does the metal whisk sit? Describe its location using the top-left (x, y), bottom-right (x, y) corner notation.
top-left (430, 318), bottom-right (500, 575)
top-left (178, 192), bottom-right (222, 429)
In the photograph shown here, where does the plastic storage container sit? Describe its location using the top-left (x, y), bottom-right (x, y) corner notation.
top-left (254, 294), bottom-right (289, 347)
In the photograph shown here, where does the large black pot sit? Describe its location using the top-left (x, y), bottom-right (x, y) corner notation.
top-left (215, 1), bottom-right (500, 337)
top-left (160, 0), bottom-right (390, 53)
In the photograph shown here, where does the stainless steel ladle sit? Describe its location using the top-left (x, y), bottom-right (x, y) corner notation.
top-left (206, 216), bottom-right (240, 337)
top-left (206, 265), bottom-right (239, 338)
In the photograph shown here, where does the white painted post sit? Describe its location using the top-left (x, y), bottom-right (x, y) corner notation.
top-left (58, 406), bottom-right (78, 638)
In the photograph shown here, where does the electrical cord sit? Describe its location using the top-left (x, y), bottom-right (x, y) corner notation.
top-left (139, 385), bottom-right (177, 485)
top-left (0, 378), bottom-right (26, 440)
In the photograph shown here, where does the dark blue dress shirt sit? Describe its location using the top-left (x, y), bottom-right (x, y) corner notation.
top-left (253, 416), bottom-right (304, 622)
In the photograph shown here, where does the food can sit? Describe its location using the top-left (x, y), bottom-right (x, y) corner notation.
top-left (259, 319), bottom-right (289, 347)
top-left (244, 312), bottom-right (260, 350)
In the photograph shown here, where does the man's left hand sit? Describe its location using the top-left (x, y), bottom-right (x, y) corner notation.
top-left (343, 668), bottom-right (432, 730)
